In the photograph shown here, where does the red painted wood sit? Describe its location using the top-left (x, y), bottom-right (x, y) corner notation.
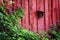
top-left (52, 0), bottom-right (58, 27)
top-left (16, 0), bottom-right (21, 7)
top-left (0, 0), bottom-right (59, 32)
top-left (59, 0), bottom-right (60, 23)
top-left (22, 0), bottom-right (29, 30)
top-left (48, 0), bottom-right (52, 28)
top-left (54, 0), bottom-right (59, 24)
top-left (45, 0), bottom-right (49, 31)
top-left (29, 0), bottom-right (37, 32)
top-left (37, 0), bottom-right (45, 31)
top-left (13, 0), bottom-right (17, 10)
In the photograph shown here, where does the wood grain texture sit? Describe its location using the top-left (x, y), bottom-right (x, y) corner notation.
top-left (52, 0), bottom-right (58, 28)
top-left (29, 0), bottom-right (37, 32)
top-left (22, 0), bottom-right (29, 30)
top-left (37, 0), bottom-right (45, 31)
top-left (48, 0), bottom-right (52, 29)
top-left (0, 0), bottom-right (59, 32)
top-left (45, 0), bottom-right (49, 31)
top-left (59, 0), bottom-right (60, 23)
top-left (13, 0), bottom-right (17, 10)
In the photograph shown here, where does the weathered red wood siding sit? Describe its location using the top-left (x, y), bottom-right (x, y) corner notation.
top-left (0, 0), bottom-right (60, 32)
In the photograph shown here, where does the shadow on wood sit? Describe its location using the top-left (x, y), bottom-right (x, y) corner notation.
top-left (36, 10), bottom-right (45, 18)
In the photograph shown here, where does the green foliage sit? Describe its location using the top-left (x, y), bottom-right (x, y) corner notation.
top-left (13, 7), bottom-right (24, 18)
top-left (48, 24), bottom-right (60, 40)
top-left (0, 2), bottom-right (8, 15)
top-left (0, 2), bottom-right (40, 40)
top-left (0, 12), bottom-right (40, 40)
top-left (37, 31), bottom-right (50, 40)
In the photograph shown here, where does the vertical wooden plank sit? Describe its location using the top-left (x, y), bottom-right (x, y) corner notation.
top-left (48, 0), bottom-right (53, 29)
top-left (52, 0), bottom-right (59, 28)
top-left (37, 0), bottom-right (45, 31)
top-left (29, 0), bottom-right (37, 32)
top-left (48, 0), bottom-right (59, 29)
top-left (55, 0), bottom-right (59, 24)
top-left (59, 0), bottom-right (60, 23)
top-left (13, 0), bottom-right (17, 10)
top-left (24, 0), bottom-right (29, 30)
top-left (22, 0), bottom-right (29, 30)
top-left (45, 0), bottom-right (49, 31)
top-left (48, 0), bottom-right (52, 28)
top-left (22, 0), bottom-right (25, 9)
top-left (16, 0), bottom-right (21, 7)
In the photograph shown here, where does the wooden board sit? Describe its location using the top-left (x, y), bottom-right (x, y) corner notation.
top-left (22, 0), bottom-right (29, 30)
top-left (52, 0), bottom-right (58, 28)
top-left (0, 0), bottom-right (59, 32)
top-left (29, 0), bottom-right (37, 32)
top-left (37, 0), bottom-right (45, 31)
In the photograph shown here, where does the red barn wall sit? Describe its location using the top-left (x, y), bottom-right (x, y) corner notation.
top-left (0, 0), bottom-right (60, 32)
